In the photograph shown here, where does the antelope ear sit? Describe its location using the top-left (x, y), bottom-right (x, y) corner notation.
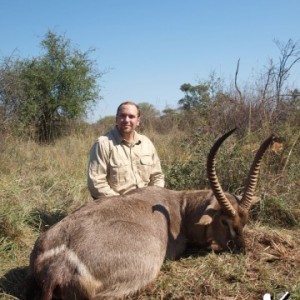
top-left (198, 214), bottom-right (213, 225)
top-left (252, 196), bottom-right (261, 204)
top-left (197, 206), bottom-right (218, 226)
top-left (237, 195), bottom-right (260, 204)
top-left (236, 195), bottom-right (261, 203)
top-left (197, 195), bottom-right (220, 225)
top-left (236, 195), bottom-right (242, 202)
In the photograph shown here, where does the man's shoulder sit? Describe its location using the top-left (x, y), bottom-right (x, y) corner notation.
top-left (94, 132), bottom-right (111, 149)
top-left (97, 127), bottom-right (119, 144)
top-left (136, 132), bottom-right (155, 147)
top-left (97, 135), bottom-right (109, 143)
top-left (136, 132), bottom-right (151, 141)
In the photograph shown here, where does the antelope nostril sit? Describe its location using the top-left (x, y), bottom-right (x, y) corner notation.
top-left (208, 241), bottom-right (223, 252)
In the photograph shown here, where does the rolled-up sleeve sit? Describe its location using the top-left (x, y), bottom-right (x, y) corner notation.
top-left (87, 140), bottom-right (120, 199)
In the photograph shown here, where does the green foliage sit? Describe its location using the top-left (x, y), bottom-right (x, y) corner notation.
top-left (164, 140), bottom-right (208, 190)
top-left (254, 196), bottom-right (299, 228)
top-left (138, 102), bottom-right (160, 132)
top-left (179, 82), bottom-right (211, 111)
top-left (0, 31), bottom-right (102, 142)
top-left (178, 74), bottom-right (223, 112)
top-left (94, 115), bottom-right (115, 134)
top-left (163, 127), bottom-right (299, 228)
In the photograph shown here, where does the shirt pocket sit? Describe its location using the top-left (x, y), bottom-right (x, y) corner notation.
top-left (138, 154), bottom-right (153, 182)
top-left (109, 159), bottom-right (129, 185)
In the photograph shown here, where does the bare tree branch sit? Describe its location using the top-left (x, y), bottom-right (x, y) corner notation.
top-left (235, 58), bottom-right (243, 101)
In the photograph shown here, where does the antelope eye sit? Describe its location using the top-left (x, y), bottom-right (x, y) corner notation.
top-left (221, 219), bottom-right (229, 227)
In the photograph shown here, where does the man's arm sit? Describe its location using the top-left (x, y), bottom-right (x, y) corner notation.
top-left (87, 141), bottom-right (120, 199)
top-left (149, 146), bottom-right (165, 187)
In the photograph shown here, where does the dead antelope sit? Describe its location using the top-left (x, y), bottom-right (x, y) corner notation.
top-left (25, 129), bottom-right (275, 300)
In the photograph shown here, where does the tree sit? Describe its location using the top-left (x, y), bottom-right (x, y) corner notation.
top-left (0, 31), bottom-right (102, 142)
top-left (178, 83), bottom-right (211, 112)
top-left (0, 55), bottom-right (25, 123)
top-left (155, 107), bottom-right (181, 134)
top-left (178, 74), bottom-right (223, 113)
top-left (274, 39), bottom-right (300, 104)
top-left (94, 115), bottom-right (115, 134)
top-left (176, 74), bottom-right (225, 133)
top-left (137, 102), bottom-right (160, 132)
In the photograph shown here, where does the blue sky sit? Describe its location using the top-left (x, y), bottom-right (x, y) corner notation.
top-left (1, 0), bottom-right (299, 123)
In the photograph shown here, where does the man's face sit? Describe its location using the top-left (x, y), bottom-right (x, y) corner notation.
top-left (116, 104), bottom-right (140, 136)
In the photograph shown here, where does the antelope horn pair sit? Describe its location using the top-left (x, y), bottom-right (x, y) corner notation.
top-left (207, 128), bottom-right (276, 216)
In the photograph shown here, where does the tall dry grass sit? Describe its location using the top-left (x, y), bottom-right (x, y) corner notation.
top-left (0, 119), bottom-right (299, 299)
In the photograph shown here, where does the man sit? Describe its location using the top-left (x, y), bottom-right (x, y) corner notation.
top-left (88, 101), bottom-right (165, 199)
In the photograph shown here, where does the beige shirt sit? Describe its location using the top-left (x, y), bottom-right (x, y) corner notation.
top-left (88, 126), bottom-right (165, 199)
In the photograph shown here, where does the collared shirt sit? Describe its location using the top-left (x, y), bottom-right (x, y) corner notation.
top-left (88, 126), bottom-right (165, 199)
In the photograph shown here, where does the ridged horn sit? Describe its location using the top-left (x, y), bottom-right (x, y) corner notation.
top-left (239, 134), bottom-right (276, 211)
top-left (207, 128), bottom-right (237, 217)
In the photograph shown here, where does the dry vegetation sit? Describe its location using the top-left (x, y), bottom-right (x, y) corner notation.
top-left (0, 115), bottom-right (299, 299)
top-left (0, 37), bottom-right (299, 300)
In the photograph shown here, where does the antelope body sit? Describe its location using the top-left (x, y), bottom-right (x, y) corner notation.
top-left (25, 129), bottom-right (275, 300)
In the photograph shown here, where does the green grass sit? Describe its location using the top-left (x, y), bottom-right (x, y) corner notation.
top-left (0, 125), bottom-right (299, 299)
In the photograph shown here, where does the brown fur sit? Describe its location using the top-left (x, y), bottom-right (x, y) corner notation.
top-left (25, 188), bottom-right (252, 299)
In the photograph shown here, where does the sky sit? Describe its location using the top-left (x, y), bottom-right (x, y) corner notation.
top-left (1, 0), bottom-right (299, 123)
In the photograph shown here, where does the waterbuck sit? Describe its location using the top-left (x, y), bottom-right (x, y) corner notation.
top-left (25, 129), bottom-right (275, 300)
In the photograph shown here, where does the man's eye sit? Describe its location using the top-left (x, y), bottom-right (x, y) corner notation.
top-left (120, 114), bottom-right (135, 119)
